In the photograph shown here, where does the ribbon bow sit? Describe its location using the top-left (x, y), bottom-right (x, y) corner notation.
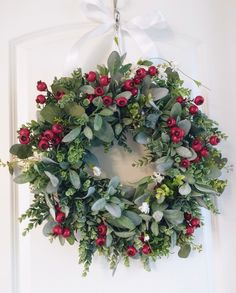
top-left (64, 0), bottom-right (167, 74)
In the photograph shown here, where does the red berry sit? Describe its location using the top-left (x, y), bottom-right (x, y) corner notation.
top-left (55, 91), bottom-right (65, 101)
top-left (43, 130), bottom-right (54, 141)
top-left (131, 88), bottom-right (138, 96)
top-left (176, 96), bottom-right (185, 104)
top-left (209, 135), bottom-right (220, 146)
top-left (116, 97), bottom-right (128, 107)
top-left (167, 117), bottom-right (176, 127)
top-left (136, 68), bottom-right (147, 79)
top-left (139, 233), bottom-right (145, 243)
top-left (184, 212), bottom-right (192, 221)
top-left (56, 212), bottom-right (65, 223)
top-left (96, 237), bottom-right (106, 246)
top-left (200, 147), bottom-right (209, 157)
top-left (19, 128), bottom-right (30, 137)
top-left (62, 228), bottom-right (71, 238)
top-left (123, 79), bottom-right (134, 91)
top-left (94, 86), bottom-right (104, 96)
top-left (38, 139), bottom-right (49, 150)
top-left (194, 95), bottom-right (204, 106)
top-left (102, 95), bottom-right (113, 107)
top-left (86, 71), bottom-right (96, 82)
top-left (148, 66), bottom-right (158, 76)
top-left (170, 127), bottom-right (185, 139)
top-left (133, 76), bottom-right (142, 85)
top-left (52, 136), bottom-right (61, 146)
top-left (37, 81), bottom-right (47, 91)
top-left (192, 156), bottom-right (201, 163)
top-left (142, 244), bottom-right (151, 255)
top-left (180, 158), bottom-right (191, 168)
top-left (97, 224), bottom-right (107, 236)
top-left (87, 94), bottom-right (95, 103)
top-left (52, 123), bottom-right (63, 134)
top-left (186, 225), bottom-right (195, 236)
top-left (100, 75), bottom-right (110, 86)
top-left (191, 139), bottom-right (203, 152)
top-left (171, 135), bottom-right (181, 144)
top-left (52, 225), bottom-right (63, 235)
top-left (36, 94), bottom-right (46, 104)
top-left (189, 105), bottom-right (198, 115)
top-left (19, 135), bottom-right (30, 145)
top-left (127, 245), bottom-right (137, 257)
top-left (190, 218), bottom-right (200, 228)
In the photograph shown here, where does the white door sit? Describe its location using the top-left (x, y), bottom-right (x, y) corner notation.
top-left (1, 0), bottom-right (235, 293)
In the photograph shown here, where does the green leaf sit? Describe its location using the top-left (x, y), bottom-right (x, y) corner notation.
top-left (105, 203), bottom-right (121, 218)
top-left (178, 119), bottom-right (191, 136)
top-left (107, 51), bottom-right (122, 76)
top-left (69, 169), bottom-right (81, 189)
top-left (83, 126), bottom-right (93, 140)
top-left (14, 172), bottom-right (36, 184)
top-left (178, 244), bottom-right (191, 258)
top-left (170, 102), bottom-right (182, 118)
top-left (113, 216), bottom-right (136, 230)
top-left (163, 209), bottom-right (184, 225)
top-left (42, 221), bottom-right (56, 237)
top-left (91, 198), bottom-right (106, 212)
top-left (62, 127), bottom-right (81, 143)
top-left (146, 113), bottom-right (160, 129)
top-left (94, 120), bottom-right (114, 143)
top-left (10, 144), bottom-right (33, 159)
top-left (94, 115), bottom-right (103, 131)
top-left (40, 104), bottom-right (62, 123)
top-left (64, 103), bottom-right (85, 118)
top-left (115, 91), bottom-right (132, 100)
top-left (124, 211), bottom-right (142, 226)
top-left (44, 171), bottom-right (59, 187)
top-left (106, 234), bottom-right (113, 246)
top-left (99, 108), bottom-right (114, 116)
top-left (83, 186), bottom-right (96, 199)
top-left (134, 194), bottom-right (149, 206)
top-left (114, 231), bottom-right (136, 238)
top-left (179, 183), bottom-right (191, 195)
top-left (80, 85), bottom-right (94, 95)
top-left (123, 118), bottom-right (133, 125)
top-left (151, 221), bottom-right (159, 236)
top-left (176, 146), bottom-right (192, 158)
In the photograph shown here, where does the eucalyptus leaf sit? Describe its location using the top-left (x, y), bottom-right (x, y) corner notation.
top-left (146, 113), bottom-right (160, 129)
top-left (105, 203), bottom-right (122, 218)
top-left (170, 102), bottom-right (182, 118)
top-left (163, 209), bottom-right (184, 225)
top-left (113, 216), bottom-right (136, 230)
top-left (69, 169), bottom-right (81, 189)
top-left (107, 51), bottom-right (122, 76)
top-left (155, 156), bottom-right (174, 174)
top-left (62, 127), bottom-right (81, 143)
top-left (83, 126), bottom-right (93, 140)
top-left (124, 211), bottom-right (142, 226)
top-left (109, 176), bottom-right (120, 189)
top-left (135, 132), bottom-right (150, 144)
top-left (94, 115), bottom-right (103, 131)
top-left (179, 183), bottom-right (191, 195)
top-left (80, 85), bottom-right (94, 94)
top-left (149, 87), bottom-right (169, 101)
top-left (44, 171), bottom-right (59, 187)
top-left (115, 123), bottom-right (123, 135)
top-left (99, 108), bottom-right (114, 116)
top-left (83, 186), bottom-right (96, 199)
top-left (94, 120), bottom-right (114, 143)
top-left (64, 103), bottom-right (85, 118)
top-left (114, 231), bottom-right (136, 238)
top-left (91, 198), bottom-right (106, 211)
top-left (134, 194), bottom-right (149, 206)
top-left (106, 234), bottom-right (113, 246)
top-left (178, 119), bottom-right (191, 136)
top-left (43, 221), bottom-right (56, 237)
top-left (152, 210), bottom-right (163, 222)
top-left (115, 91), bottom-right (132, 100)
top-left (176, 146), bottom-right (193, 158)
top-left (14, 172), bottom-right (36, 184)
top-left (194, 183), bottom-right (217, 194)
top-left (40, 104), bottom-right (62, 123)
top-left (151, 221), bottom-right (159, 236)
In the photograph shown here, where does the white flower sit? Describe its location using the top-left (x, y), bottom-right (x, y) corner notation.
top-left (92, 166), bottom-right (101, 177)
top-left (144, 235), bottom-right (150, 242)
top-left (153, 172), bottom-right (164, 183)
top-left (157, 66), bottom-right (168, 81)
top-left (170, 60), bottom-right (178, 71)
top-left (139, 202), bottom-right (150, 214)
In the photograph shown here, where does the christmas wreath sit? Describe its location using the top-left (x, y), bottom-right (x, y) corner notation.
top-left (8, 51), bottom-right (228, 275)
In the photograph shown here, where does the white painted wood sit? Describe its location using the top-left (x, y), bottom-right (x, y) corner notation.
top-left (0, 0), bottom-right (235, 293)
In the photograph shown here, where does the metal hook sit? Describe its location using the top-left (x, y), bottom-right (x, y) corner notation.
top-left (113, 0), bottom-right (120, 31)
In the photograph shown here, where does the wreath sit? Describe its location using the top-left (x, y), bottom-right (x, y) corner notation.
top-left (8, 51), bottom-right (228, 275)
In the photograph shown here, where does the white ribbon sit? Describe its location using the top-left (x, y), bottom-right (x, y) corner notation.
top-left (64, 0), bottom-right (168, 74)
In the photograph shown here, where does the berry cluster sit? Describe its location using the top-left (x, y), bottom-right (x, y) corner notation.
top-left (184, 213), bottom-right (201, 236)
top-left (52, 207), bottom-right (71, 238)
top-left (95, 224), bottom-right (107, 246)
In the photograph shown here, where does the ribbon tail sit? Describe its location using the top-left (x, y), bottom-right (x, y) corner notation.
top-left (122, 23), bottom-right (159, 60)
top-left (63, 23), bottom-right (112, 75)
